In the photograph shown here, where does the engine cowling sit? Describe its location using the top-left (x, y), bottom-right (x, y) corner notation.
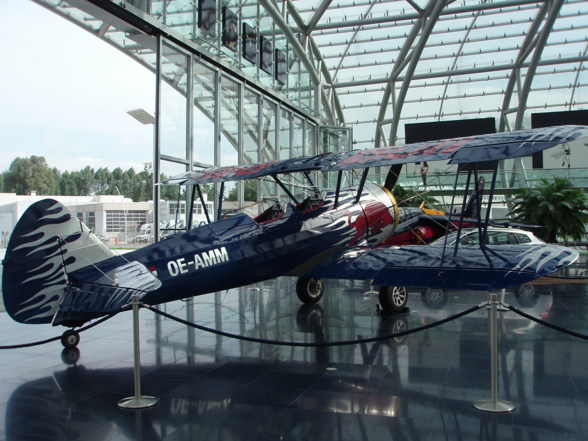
top-left (358, 183), bottom-right (399, 246)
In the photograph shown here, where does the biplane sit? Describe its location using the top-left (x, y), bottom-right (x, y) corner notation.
top-left (2, 125), bottom-right (587, 347)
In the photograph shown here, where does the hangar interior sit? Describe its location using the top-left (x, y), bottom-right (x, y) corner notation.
top-left (1, 0), bottom-right (588, 440)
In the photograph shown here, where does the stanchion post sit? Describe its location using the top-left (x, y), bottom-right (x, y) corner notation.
top-left (474, 292), bottom-right (515, 413)
top-left (118, 294), bottom-right (158, 409)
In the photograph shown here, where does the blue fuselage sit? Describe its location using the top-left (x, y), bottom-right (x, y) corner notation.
top-left (76, 183), bottom-right (398, 307)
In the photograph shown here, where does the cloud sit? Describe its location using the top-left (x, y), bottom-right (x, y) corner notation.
top-left (0, 2), bottom-right (155, 173)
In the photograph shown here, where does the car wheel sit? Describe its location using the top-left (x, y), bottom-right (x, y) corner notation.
top-left (379, 286), bottom-right (409, 314)
top-left (421, 288), bottom-right (448, 308)
top-left (515, 284), bottom-right (538, 306)
top-left (296, 277), bottom-right (324, 304)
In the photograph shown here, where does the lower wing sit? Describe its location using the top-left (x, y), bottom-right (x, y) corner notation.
top-left (303, 243), bottom-right (578, 291)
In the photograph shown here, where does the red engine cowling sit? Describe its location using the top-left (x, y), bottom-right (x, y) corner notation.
top-left (357, 183), bottom-right (399, 246)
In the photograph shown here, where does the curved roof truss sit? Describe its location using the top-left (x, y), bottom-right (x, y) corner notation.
top-left (34, 0), bottom-right (588, 148)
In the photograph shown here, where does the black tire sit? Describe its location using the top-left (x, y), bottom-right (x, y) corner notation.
top-left (61, 330), bottom-right (80, 349)
top-left (379, 286), bottom-right (409, 314)
top-left (296, 277), bottom-right (324, 304)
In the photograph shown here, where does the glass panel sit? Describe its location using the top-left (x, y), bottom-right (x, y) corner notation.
top-left (306, 122), bottom-right (316, 157)
top-left (258, 13), bottom-right (274, 89)
top-left (279, 108), bottom-right (291, 160)
top-left (243, 88), bottom-right (260, 164)
top-left (260, 99), bottom-right (278, 202)
top-left (220, 76), bottom-right (240, 166)
top-left (292, 115), bottom-right (304, 158)
top-left (160, 43), bottom-right (189, 160)
top-left (193, 60), bottom-right (217, 168)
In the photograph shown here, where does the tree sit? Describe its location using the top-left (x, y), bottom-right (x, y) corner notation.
top-left (93, 167), bottom-right (111, 195)
top-left (227, 180), bottom-right (258, 202)
top-left (510, 177), bottom-right (588, 243)
top-left (3, 156), bottom-right (57, 195)
top-left (60, 171), bottom-right (78, 195)
top-left (74, 166), bottom-right (95, 196)
top-left (392, 184), bottom-right (439, 208)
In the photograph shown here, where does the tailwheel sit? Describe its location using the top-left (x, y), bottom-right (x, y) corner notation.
top-left (378, 286), bottom-right (409, 314)
top-left (61, 330), bottom-right (80, 348)
top-left (296, 277), bottom-right (325, 304)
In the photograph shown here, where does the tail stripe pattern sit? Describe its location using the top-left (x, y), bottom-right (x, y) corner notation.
top-left (2, 200), bottom-right (113, 324)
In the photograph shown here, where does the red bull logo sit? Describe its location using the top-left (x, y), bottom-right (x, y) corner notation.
top-left (346, 200), bottom-right (396, 246)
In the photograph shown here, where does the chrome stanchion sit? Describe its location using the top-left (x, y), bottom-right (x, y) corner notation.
top-left (474, 292), bottom-right (515, 413)
top-left (118, 294), bottom-right (158, 409)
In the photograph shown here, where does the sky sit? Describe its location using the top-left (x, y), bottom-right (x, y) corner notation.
top-left (0, 1), bottom-right (155, 174)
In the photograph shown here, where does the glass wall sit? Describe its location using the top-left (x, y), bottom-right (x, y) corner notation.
top-left (155, 37), bottom-right (321, 228)
top-left (147, 0), bottom-right (326, 119)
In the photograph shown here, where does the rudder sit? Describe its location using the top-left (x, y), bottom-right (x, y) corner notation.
top-left (2, 199), bottom-right (114, 325)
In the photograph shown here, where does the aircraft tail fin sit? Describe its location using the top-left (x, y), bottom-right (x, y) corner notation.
top-left (2, 199), bottom-right (115, 325)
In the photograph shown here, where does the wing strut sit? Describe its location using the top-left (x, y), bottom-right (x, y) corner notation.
top-left (354, 168), bottom-right (370, 204)
top-left (187, 186), bottom-right (195, 230)
top-left (196, 184), bottom-right (211, 224)
top-left (334, 171), bottom-right (343, 209)
top-left (482, 161), bottom-right (500, 243)
top-left (436, 170), bottom-right (461, 273)
top-left (272, 174), bottom-right (299, 205)
top-left (217, 182), bottom-right (225, 221)
top-left (453, 166), bottom-right (474, 260)
top-left (383, 164), bottom-right (403, 190)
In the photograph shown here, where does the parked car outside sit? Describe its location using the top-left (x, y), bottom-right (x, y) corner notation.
top-left (432, 227), bottom-right (544, 246)
top-left (423, 228), bottom-right (546, 309)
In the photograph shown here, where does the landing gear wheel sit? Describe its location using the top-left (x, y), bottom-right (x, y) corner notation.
top-left (296, 277), bottom-right (324, 304)
top-left (379, 286), bottom-right (409, 314)
top-left (61, 330), bottom-right (80, 349)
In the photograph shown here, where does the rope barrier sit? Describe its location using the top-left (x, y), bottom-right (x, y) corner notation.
top-left (145, 303), bottom-right (486, 347)
top-left (503, 303), bottom-right (588, 340)
top-left (2, 297), bottom-right (587, 350)
top-left (0, 312), bottom-right (120, 350)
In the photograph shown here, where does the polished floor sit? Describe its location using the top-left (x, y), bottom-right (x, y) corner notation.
top-left (1, 260), bottom-right (588, 440)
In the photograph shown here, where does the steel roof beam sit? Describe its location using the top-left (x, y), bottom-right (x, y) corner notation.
top-left (515, 0), bottom-right (565, 130)
top-left (569, 42), bottom-right (588, 109)
top-left (328, 54), bottom-right (588, 89)
top-left (306, 0), bottom-right (334, 34)
top-left (285, 0), bottom-right (345, 124)
top-left (306, 0), bottom-right (549, 32)
top-left (388, 0), bottom-right (449, 145)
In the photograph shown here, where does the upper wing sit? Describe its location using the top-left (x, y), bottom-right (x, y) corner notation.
top-left (327, 125), bottom-right (588, 170)
top-left (161, 125), bottom-right (588, 185)
top-left (302, 243), bottom-right (579, 291)
top-left (159, 154), bottom-right (333, 186)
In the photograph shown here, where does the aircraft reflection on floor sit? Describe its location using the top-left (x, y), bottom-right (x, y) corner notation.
top-left (2, 276), bottom-right (588, 441)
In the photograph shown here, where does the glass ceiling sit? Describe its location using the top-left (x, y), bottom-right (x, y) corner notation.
top-left (34, 0), bottom-right (588, 149)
